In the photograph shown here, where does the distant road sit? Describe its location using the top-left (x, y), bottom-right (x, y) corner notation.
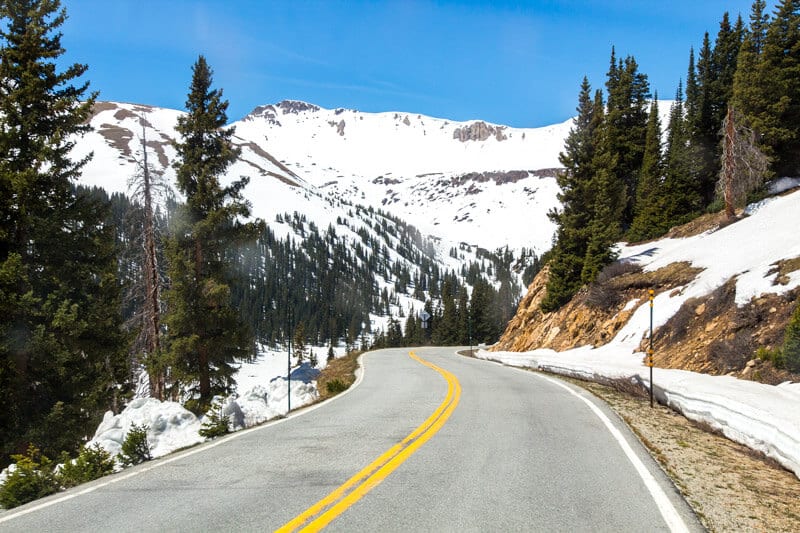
top-left (0, 347), bottom-right (701, 532)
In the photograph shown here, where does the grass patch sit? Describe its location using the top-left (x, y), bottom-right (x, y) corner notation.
top-left (316, 351), bottom-right (361, 400)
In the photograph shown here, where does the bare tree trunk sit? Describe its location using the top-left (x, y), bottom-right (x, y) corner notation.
top-left (140, 121), bottom-right (165, 399)
top-left (723, 106), bottom-right (736, 219)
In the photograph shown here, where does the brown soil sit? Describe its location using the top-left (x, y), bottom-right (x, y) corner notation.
top-left (646, 281), bottom-right (800, 383)
top-left (562, 376), bottom-right (800, 533)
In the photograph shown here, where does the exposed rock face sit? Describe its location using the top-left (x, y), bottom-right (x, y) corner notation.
top-left (528, 168), bottom-right (562, 178)
top-left (247, 100), bottom-right (321, 125)
top-left (452, 121), bottom-right (507, 142)
top-left (642, 280), bottom-right (799, 383)
top-left (492, 262), bottom-right (702, 353)
top-left (277, 100), bottom-right (320, 114)
top-left (90, 103), bottom-right (174, 167)
top-left (452, 170), bottom-right (529, 186)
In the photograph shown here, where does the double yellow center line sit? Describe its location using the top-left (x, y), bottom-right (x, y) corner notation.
top-left (277, 351), bottom-right (462, 532)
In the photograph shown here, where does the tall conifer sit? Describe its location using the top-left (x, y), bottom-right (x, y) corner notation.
top-left (628, 99), bottom-right (666, 241)
top-left (664, 83), bottom-right (703, 224)
top-left (603, 52), bottom-right (651, 228)
top-left (733, 2), bottom-right (770, 130)
top-left (542, 79), bottom-right (601, 311)
top-left (165, 56), bottom-right (260, 409)
top-left (0, 0), bottom-right (127, 462)
top-left (752, 0), bottom-right (800, 176)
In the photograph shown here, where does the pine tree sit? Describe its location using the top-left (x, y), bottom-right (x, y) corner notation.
top-left (663, 83), bottom-right (703, 225)
top-left (432, 279), bottom-right (458, 344)
top-left (689, 13), bottom-right (744, 206)
top-left (582, 128), bottom-right (623, 283)
top-left (293, 322), bottom-right (306, 365)
top-left (0, 0), bottom-right (128, 463)
top-left (732, 1), bottom-right (770, 129)
top-left (685, 48), bottom-right (700, 127)
top-left (711, 13), bottom-right (745, 127)
top-left (603, 50), bottom-right (651, 228)
top-left (749, 0), bottom-right (800, 176)
top-left (470, 279), bottom-right (498, 344)
top-left (456, 290), bottom-right (470, 345)
top-left (628, 98), bottom-right (666, 241)
top-left (691, 32), bottom-right (719, 205)
top-left (542, 80), bottom-right (601, 311)
top-left (164, 56), bottom-right (260, 410)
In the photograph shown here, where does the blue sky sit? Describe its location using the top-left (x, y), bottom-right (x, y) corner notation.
top-left (60, 0), bottom-right (757, 127)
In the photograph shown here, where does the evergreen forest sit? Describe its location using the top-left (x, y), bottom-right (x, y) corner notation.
top-left (543, 0), bottom-right (800, 311)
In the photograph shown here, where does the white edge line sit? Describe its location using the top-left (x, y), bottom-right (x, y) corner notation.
top-left (532, 371), bottom-right (690, 533)
top-left (0, 353), bottom-right (368, 524)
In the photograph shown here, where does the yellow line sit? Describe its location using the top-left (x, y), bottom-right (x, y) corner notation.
top-left (276, 351), bottom-right (461, 533)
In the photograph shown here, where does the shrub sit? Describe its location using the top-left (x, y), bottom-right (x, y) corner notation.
top-left (326, 379), bottom-right (349, 395)
top-left (596, 260), bottom-right (643, 284)
top-left (118, 424), bottom-right (152, 467)
top-left (0, 445), bottom-right (59, 509)
top-left (756, 346), bottom-right (785, 369)
top-left (199, 402), bottom-right (230, 439)
top-left (57, 444), bottom-right (116, 488)
top-left (783, 297), bottom-right (800, 373)
top-left (585, 283), bottom-right (619, 309)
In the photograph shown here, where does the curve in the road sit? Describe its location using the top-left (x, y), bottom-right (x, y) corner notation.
top-left (277, 351), bottom-right (461, 532)
top-left (531, 370), bottom-right (689, 532)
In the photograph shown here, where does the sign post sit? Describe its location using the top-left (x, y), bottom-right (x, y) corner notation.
top-left (420, 310), bottom-right (430, 342)
top-left (648, 289), bottom-right (655, 408)
top-left (287, 330), bottom-right (292, 415)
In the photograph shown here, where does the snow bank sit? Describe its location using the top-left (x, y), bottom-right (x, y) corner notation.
top-left (88, 398), bottom-right (204, 459)
top-left (656, 372), bottom-right (800, 476)
top-left (480, 189), bottom-right (800, 479)
top-left (224, 371), bottom-right (320, 429)
top-left (88, 360), bottom-right (321, 462)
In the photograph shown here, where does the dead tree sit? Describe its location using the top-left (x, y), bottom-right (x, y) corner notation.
top-left (128, 116), bottom-right (170, 399)
top-left (719, 106), bottom-right (770, 219)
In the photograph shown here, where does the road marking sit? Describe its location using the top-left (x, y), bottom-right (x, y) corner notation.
top-left (277, 351), bottom-right (461, 532)
top-left (0, 354), bottom-right (369, 525)
top-left (533, 372), bottom-right (690, 533)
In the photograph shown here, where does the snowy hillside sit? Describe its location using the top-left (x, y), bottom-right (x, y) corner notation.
top-left (236, 100), bottom-right (572, 251)
top-left (75, 100), bottom-right (571, 253)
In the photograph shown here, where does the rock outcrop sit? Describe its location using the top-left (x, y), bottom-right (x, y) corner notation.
top-left (492, 262), bottom-right (702, 353)
top-left (452, 121), bottom-right (507, 142)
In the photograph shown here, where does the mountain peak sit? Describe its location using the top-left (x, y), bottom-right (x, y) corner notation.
top-left (246, 100), bottom-right (321, 120)
top-left (277, 100), bottom-right (321, 114)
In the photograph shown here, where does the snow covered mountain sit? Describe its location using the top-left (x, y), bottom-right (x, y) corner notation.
top-left (235, 100), bottom-right (570, 251)
top-left (75, 100), bottom-right (571, 254)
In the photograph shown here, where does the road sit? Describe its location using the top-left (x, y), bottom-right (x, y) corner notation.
top-left (0, 347), bottom-right (702, 532)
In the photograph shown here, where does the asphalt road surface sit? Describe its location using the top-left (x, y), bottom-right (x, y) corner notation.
top-left (0, 347), bottom-right (702, 532)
